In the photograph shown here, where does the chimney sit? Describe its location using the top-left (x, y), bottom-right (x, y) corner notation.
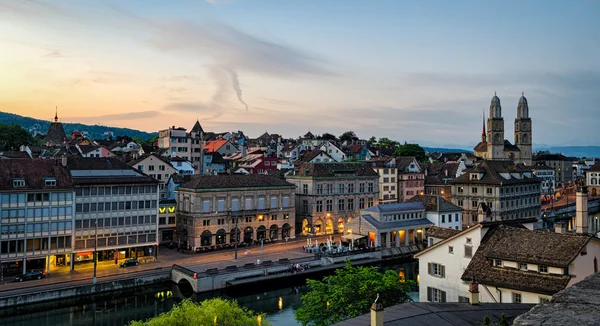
top-left (469, 282), bottom-right (480, 305)
top-left (61, 155), bottom-right (67, 167)
top-left (554, 223), bottom-right (565, 234)
top-left (241, 143), bottom-right (247, 158)
top-left (575, 186), bottom-right (589, 234)
top-left (370, 294), bottom-right (384, 326)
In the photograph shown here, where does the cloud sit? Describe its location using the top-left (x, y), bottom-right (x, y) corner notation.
top-left (164, 102), bottom-right (223, 120)
top-left (68, 110), bottom-right (160, 122)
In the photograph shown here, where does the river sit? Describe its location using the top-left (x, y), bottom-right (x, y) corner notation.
top-left (0, 260), bottom-right (418, 326)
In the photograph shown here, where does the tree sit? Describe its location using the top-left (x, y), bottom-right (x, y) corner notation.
top-left (294, 261), bottom-right (414, 326)
top-left (322, 133), bottom-right (337, 141)
top-left (367, 136), bottom-right (377, 145)
top-left (0, 124), bottom-right (35, 151)
top-left (339, 131), bottom-right (358, 143)
top-left (394, 143), bottom-right (427, 162)
top-left (483, 315), bottom-right (491, 326)
top-left (130, 298), bottom-right (271, 326)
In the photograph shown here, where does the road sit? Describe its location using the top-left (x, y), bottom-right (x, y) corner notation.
top-left (0, 235), bottom-right (335, 294)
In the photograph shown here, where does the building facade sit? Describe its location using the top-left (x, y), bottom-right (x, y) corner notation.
top-left (586, 162), bottom-right (600, 197)
top-left (473, 93), bottom-right (533, 166)
top-left (128, 154), bottom-right (178, 199)
top-left (0, 159), bottom-right (73, 275)
top-left (158, 199), bottom-right (177, 244)
top-left (157, 120), bottom-right (204, 172)
top-left (450, 160), bottom-right (542, 227)
top-left (397, 157), bottom-right (425, 202)
top-left (368, 158), bottom-right (398, 204)
top-left (533, 153), bottom-right (574, 189)
top-left (286, 162), bottom-right (379, 236)
top-left (406, 195), bottom-right (463, 231)
top-left (532, 163), bottom-right (556, 199)
top-left (66, 157), bottom-right (159, 269)
top-left (176, 175), bottom-right (296, 249)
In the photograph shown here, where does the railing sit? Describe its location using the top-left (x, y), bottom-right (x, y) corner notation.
top-left (171, 264), bottom-right (196, 277)
top-left (195, 256), bottom-right (319, 278)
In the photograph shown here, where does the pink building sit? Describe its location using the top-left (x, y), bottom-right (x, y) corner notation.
top-left (396, 157), bottom-right (425, 202)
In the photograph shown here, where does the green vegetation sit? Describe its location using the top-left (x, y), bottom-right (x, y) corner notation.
top-left (294, 261), bottom-right (414, 326)
top-left (130, 298), bottom-right (270, 326)
top-left (394, 143), bottom-right (427, 162)
top-left (0, 123), bottom-right (36, 151)
top-left (339, 131), bottom-right (359, 143)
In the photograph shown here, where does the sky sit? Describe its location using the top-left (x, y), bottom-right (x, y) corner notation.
top-left (1, 0), bottom-right (599, 148)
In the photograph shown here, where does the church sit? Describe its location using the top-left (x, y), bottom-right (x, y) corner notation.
top-left (473, 92), bottom-right (533, 166)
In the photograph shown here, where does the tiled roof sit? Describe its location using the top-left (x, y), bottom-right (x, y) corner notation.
top-left (44, 122), bottom-right (67, 146)
top-left (451, 160), bottom-right (541, 185)
top-left (588, 162), bottom-right (600, 172)
top-left (66, 157), bottom-right (139, 170)
top-left (204, 140), bottom-right (228, 153)
top-left (461, 226), bottom-right (591, 295)
top-left (474, 141), bottom-right (487, 152)
top-left (503, 140), bottom-right (521, 152)
top-left (396, 157), bottom-right (419, 171)
top-left (363, 201), bottom-right (425, 213)
top-left (301, 149), bottom-right (327, 162)
top-left (179, 174), bottom-right (295, 190)
top-left (0, 151), bottom-right (31, 159)
top-left (426, 226), bottom-right (461, 240)
top-left (0, 159), bottom-right (72, 190)
top-left (533, 153), bottom-right (571, 162)
top-left (406, 195), bottom-right (462, 213)
top-left (169, 174), bottom-right (193, 184)
top-left (291, 162), bottom-right (379, 178)
top-left (77, 145), bottom-right (101, 154)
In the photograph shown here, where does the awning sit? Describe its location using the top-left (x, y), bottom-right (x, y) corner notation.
top-left (341, 234), bottom-right (367, 241)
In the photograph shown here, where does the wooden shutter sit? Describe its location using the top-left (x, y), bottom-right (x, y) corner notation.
top-left (441, 290), bottom-right (447, 303)
top-left (427, 287), bottom-right (432, 302)
top-left (428, 262), bottom-right (433, 276)
top-left (441, 265), bottom-right (446, 278)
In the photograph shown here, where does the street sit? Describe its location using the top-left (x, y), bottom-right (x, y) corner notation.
top-left (0, 235), bottom-right (335, 293)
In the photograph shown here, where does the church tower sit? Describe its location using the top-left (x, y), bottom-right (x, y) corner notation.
top-left (514, 92), bottom-right (532, 165)
top-left (487, 92), bottom-right (505, 160)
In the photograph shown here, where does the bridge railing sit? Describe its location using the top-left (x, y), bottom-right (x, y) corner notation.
top-left (193, 256), bottom-right (320, 278)
top-left (171, 264), bottom-right (196, 277)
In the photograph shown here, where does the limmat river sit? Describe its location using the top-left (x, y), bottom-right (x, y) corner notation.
top-left (0, 260), bottom-right (418, 326)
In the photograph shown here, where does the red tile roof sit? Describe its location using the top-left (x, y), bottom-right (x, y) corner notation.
top-left (204, 140), bottom-right (228, 153)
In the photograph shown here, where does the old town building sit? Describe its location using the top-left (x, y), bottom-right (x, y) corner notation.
top-left (450, 160), bottom-right (542, 227)
top-left (286, 162), bottom-right (379, 235)
top-left (533, 153), bottom-right (574, 189)
top-left (586, 162), bottom-right (600, 197)
top-left (176, 174), bottom-right (296, 249)
top-left (157, 120), bottom-right (204, 173)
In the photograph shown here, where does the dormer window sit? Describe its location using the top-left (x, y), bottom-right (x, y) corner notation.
top-left (12, 179), bottom-right (25, 188)
top-left (45, 178), bottom-right (57, 187)
top-left (519, 263), bottom-right (528, 271)
top-left (494, 259), bottom-right (502, 267)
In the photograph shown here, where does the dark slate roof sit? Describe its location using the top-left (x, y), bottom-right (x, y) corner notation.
top-left (141, 144), bottom-right (156, 154)
top-left (170, 174), bottom-right (193, 184)
top-left (361, 215), bottom-right (433, 230)
top-left (266, 168), bottom-right (293, 179)
top-left (363, 201), bottom-right (425, 213)
top-left (426, 226), bottom-right (462, 239)
top-left (504, 140), bottom-right (521, 152)
top-left (190, 120), bottom-right (204, 134)
top-left (474, 141), bottom-right (487, 152)
top-left (333, 302), bottom-right (534, 326)
top-left (533, 153), bottom-right (571, 162)
top-left (0, 159), bottom-right (72, 190)
top-left (211, 152), bottom-right (227, 164)
top-left (513, 272), bottom-right (600, 326)
top-left (0, 151), bottom-right (31, 159)
top-left (44, 122), bottom-right (67, 146)
top-left (301, 149), bottom-right (328, 162)
top-left (396, 157), bottom-right (419, 172)
top-left (406, 195), bottom-right (463, 213)
top-left (291, 162), bottom-right (379, 178)
top-left (461, 226), bottom-right (591, 295)
top-left (451, 160), bottom-right (541, 185)
top-left (66, 157), bottom-right (134, 170)
top-left (127, 154), bottom-right (171, 167)
top-left (179, 174), bottom-right (295, 190)
top-left (588, 162), bottom-right (600, 172)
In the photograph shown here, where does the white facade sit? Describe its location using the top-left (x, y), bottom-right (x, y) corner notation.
top-left (416, 226), bottom-right (485, 303)
top-left (319, 141), bottom-right (346, 162)
top-left (425, 211), bottom-right (462, 230)
top-left (171, 159), bottom-right (194, 175)
top-left (533, 168), bottom-right (555, 196)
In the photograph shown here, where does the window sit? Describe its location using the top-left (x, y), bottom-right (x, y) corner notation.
top-left (359, 198), bottom-right (365, 209)
top-left (245, 216), bottom-right (253, 223)
top-left (202, 220), bottom-right (210, 226)
top-left (428, 262), bottom-right (445, 278)
top-left (338, 199), bottom-right (345, 211)
top-left (203, 200), bottom-right (210, 213)
top-left (458, 199), bottom-right (464, 206)
top-left (316, 184), bottom-right (323, 195)
top-left (359, 183), bottom-right (365, 193)
top-left (512, 292), bottom-right (522, 303)
top-left (519, 263), bottom-right (528, 271)
top-left (149, 165), bottom-right (155, 171)
top-left (441, 214), bottom-right (445, 223)
top-left (486, 188), bottom-right (493, 194)
top-left (471, 187), bottom-right (478, 194)
top-left (326, 184), bottom-right (333, 194)
top-left (13, 179), bottom-right (25, 187)
top-left (283, 197), bottom-right (289, 208)
top-left (217, 200), bottom-right (225, 212)
top-left (539, 297), bottom-right (550, 304)
top-left (347, 199), bottom-right (354, 210)
top-left (538, 265), bottom-right (548, 273)
top-left (368, 183), bottom-right (374, 192)
top-left (455, 214), bottom-right (459, 222)
top-left (326, 200), bottom-right (333, 211)
top-left (466, 238), bottom-right (472, 244)
top-left (458, 296), bottom-right (470, 303)
top-left (45, 179), bottom-right (56, 187)
top-left (316, 201), bottom-right (323, 212)
top-left (464, 245), bottom-right (473, 258)
top-left (427, 287), bottom-right (446, 303)
top-left (348, 184), bottom-right (354, 193)
top-left (448, 246), bottom-right (454, 254)
top-left (383, 177), bottom-right (389, 183)
top-left (303, 184), bottom-right (308, 195)
top-left (494, 259), bottom-right (502, 267)
top-left (458, 186), bottom-right (464, 194)
top-left (270, 197), bottom-right (277, 208)
top-left (245, 198), bottom-right (253, 210)
top-left (472, 200), bottom-right (478, 208)
top-left (258, 198), bottom-right (265, 210)
top-left (367, 197), bottom-right (374, 207)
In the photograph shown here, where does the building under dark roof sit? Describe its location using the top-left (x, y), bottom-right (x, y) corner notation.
top-left (0, 159), bottom-right (72, 190)
top-left (65, 157), bottom-right (158, 186)
top-left (333, 302), bottom-right (534, 326)
top-left (462, 225), bottom-right (594, 295)
top-left (290, 162), bottom-right (379, 179)
top-left (179, 174), bottom-right (295, 190)
top-left (426, 225), bottom-right (462, 240)
top-left (451, 160), bottom-right (541, 186)
top-left (44, 111), bottom-right (67, 146)
top-left (0, 151), bottom-right (31, 159)
top-left (406, 194), bottom-right (463, 213)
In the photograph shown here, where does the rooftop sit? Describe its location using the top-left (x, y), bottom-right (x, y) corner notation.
top-left (406, 195), bottom-right (463, 213)
top-left (290, 162), bottom-right (379, 179)
top-left (179, 174), bottom-right (295, 190)
top-left (363, 201), bottom-right (425, 213)
top-left (0, 159), bottom-right (72, 190)
top-left (333, 302), bottom-right (534, 326)
top-left (452, 160), bottom-right (541, 185)
top-left (426, 226), bottom-right (462, 240)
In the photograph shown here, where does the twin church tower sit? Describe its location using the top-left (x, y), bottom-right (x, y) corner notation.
top-left (473, 92), bottom-right (532, 166)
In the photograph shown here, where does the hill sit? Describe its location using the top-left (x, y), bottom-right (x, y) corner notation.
top-left (423, 147), bottom-right (473, 154)
top-left (534, 146), bottom-right (600, 159)
top-left (0, 111), bottom-right (157, 141)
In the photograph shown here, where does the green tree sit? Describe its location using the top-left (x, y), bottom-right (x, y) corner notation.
top-left (322, 133), bottom-right (337, 141)
top-left (294, 261), bottom-right (414, 326)
top-left (0, 124), bottom-right (35, 151)
top-left (339, 131), bottom-right (358, 143)
top-left (483, 315), bottom-right (491, 326)
top-left (130, 298), bottom-right (271, 326)
top-left (367, 136), bottom-right (377, 145)
top-left (499, 313), bottom-right (509, 326)
top-left (394, 143), bottom-right (427, 162)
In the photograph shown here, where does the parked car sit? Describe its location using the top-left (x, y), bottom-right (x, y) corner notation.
top-left (15, 270), bottom-right (46, 282)
top-left (120, 259), bottom-right (139, 268)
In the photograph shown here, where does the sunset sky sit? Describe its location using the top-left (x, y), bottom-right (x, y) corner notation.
top-left (1, 0), bottom-right (599, 148)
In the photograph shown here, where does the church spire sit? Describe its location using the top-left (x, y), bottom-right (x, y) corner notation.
top-left (54, 106), bottom-right (58, 122)
top-left (482, 109), bottom-right (486, 142)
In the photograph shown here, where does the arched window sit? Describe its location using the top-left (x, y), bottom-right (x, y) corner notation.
top-left (515, 135), bottom-right (519, 144)
top-left (522, 133), bottom-right (529, 145)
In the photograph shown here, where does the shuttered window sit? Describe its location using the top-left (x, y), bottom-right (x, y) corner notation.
top-left (271, 197), bottom-right (277, 208)
top-left (427, 287), bottom-right (447, 303)
top-left (245, 198), bottom-right (252, 210)
top-left (283, 197), bottom-right (289, 208)
top-left (427, 262), bottom-right (445, 278)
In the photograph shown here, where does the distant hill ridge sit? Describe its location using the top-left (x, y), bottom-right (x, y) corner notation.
top-left (0, 111), bottom-right (157, 140)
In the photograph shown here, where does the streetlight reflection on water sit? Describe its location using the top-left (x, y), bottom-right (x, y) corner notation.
top-left (278, 297), bottom-right (283, 311)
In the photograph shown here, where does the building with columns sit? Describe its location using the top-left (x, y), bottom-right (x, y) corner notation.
top-left (347, 202), bottom-right (432, 248)
top-left (473, 92), bottom-right (533, 166)
top-left (285, 162), bottom-right (379, 236)
top-left (176, 174), bottom-right (296, 249)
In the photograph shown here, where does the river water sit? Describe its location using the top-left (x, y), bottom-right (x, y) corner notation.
top-left (0, 260), bottom-right (418, 326)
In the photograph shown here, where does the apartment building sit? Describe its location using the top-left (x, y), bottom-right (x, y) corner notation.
top-left (157, 120), bottom-right (204, 172)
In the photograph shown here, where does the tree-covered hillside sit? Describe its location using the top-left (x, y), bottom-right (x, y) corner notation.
top-left (0, 111), bottom-right (157, 140)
